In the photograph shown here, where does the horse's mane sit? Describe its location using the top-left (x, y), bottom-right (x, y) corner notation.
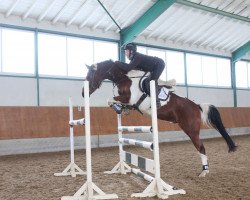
top-left (96, 59), bottom-right (114, 71)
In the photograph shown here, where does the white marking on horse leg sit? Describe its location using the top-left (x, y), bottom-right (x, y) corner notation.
top-left (198, 153), bottom-right (209, 177)
top-left (199, 153), bottom-right (208, 166)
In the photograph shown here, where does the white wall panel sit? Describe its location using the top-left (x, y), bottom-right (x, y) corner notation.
top-left (237, 90), bottom-right (250, 107)
top-left (0, 76), bottom-right (37, 106)
top-left (39, 79), bottom-right (114, 106)
top-left (188, 87), bottom-right (234, 107)
top-left (1, 77), bottom-right (249, 108)
top-left (175, 86), bottom-right (187, 98)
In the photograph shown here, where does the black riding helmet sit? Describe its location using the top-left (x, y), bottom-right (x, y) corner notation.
top-left (123, 43), bottom-right (137, 52)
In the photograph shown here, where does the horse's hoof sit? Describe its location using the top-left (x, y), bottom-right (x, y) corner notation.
top-left (107, 99), bottom-right (121, 106)
top-left (198, 170), bottom-right (209, 177)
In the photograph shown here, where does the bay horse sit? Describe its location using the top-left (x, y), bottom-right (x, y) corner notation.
top-left (82, 60), bottom-right (237, 177)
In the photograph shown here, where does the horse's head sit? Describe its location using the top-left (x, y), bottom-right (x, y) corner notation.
top-left (82, 60), bottom-right (116, 97)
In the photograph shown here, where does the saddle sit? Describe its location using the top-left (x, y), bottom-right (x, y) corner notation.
top-left (111, 73), bottom-right (175, 115)
top-left (140, 74), bottom-right (175, 101)
top-left (130, 74), bottom-right (174, 114)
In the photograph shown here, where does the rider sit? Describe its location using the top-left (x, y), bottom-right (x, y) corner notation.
top-left (115, 42), bottom-right (165, 108)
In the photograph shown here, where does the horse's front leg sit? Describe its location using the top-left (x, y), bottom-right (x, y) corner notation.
top-left (114, 95), bottom-right (130, 104)
top-left (108, 80), bottom-right (132, 106)
top-left (115, 80), bottom-right (132, 104)
top-left (107, 95), bottom-right (129, 106)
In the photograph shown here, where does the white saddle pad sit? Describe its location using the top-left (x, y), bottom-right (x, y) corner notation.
top-left (158, 87), bottom-right (169, 101)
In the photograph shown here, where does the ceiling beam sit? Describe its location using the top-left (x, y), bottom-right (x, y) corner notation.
top-left (67, 0), bottom-right (88, 26)
top-left (22, 0), bottom-right (39, 20)
top-left (176, 0), bottom-right (250, 23)
top-left (120, 0), bottom-right (175, 45)
top-left (96, 0), bottom-right (121, 30)
top-left (37, 0), bottom-right (57, 22)
top-left (52, 0), bottom-right (74, 24)
top-left (232, 41), bottom-right (250, 62)
top-left (5, 0), bottom-right (21, 18)
top-left (104, 1), bottom-right (134, 32)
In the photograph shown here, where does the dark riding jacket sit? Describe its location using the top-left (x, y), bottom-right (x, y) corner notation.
top-left (116, 52), bottom-right (165, 80)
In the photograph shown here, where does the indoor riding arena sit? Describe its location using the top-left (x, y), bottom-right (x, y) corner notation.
top-left (0, 0), bottom-right (250, 200)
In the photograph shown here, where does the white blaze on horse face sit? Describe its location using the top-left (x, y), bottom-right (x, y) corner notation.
top-left (92, 63), bottom-right (97, 70)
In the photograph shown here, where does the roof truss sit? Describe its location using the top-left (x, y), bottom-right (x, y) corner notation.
top-left (232, 41), bottom-right (250, 62)
top-left (120, 0), bottom-right (175, 45)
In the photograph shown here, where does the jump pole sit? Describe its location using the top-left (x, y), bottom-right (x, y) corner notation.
top-left (105, 80), bottom-right (186, 199)
top-left (62, 81), bottom-right (118, 200)
top-left (54, 97), bottom-right (85, 177)
top-left (131, 80), bottom-right (186, 199)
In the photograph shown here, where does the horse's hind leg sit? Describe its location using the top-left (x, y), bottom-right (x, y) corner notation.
top-left (188, 133), bottom-right (209, 177)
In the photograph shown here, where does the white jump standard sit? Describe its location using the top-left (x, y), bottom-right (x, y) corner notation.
top-left (54, 97), bottom-right (85, 177)
top-left (62, 81), bottom-right (118, 200)
top-left (105, 80), bottom-right (186, 199)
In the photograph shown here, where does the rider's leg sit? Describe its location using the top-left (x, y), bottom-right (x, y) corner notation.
top-left (151, 61), bottom-right (165, 108)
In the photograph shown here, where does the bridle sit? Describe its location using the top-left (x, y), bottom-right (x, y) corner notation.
top-left (87, 61), bottom-right (129, 93)
top-left (87, 68), bottom-right (103, 92)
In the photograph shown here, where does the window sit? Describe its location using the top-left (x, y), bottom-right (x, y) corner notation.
top-left (202, 56), bottom-right (217, 86)
top-left (166, 51), bottom-right (185, 84)
top-left (217, 58), bottom-right (231, 87)
top-left (38, 33), bottom-right (118, 77)
top-left (94, 41), bottom-right (118, 63)
top-left (186, 53), bottom-right (231, 87)
top-left (137, 46), bottom-right (146, 54)
top-left (1, 28), bottom-right (34, 74)
top-left (235, 61), bottom-right (250, 88)
top-left (67, 37), bottom-right (93, 78)
top-left (38, 33), bottom-right (67, 76)
top-left (127, 46), bottom-right (185, 83)
top-left (187, 54), bottom-right (202, 85)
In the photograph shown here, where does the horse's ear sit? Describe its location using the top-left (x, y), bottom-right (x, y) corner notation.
top-left (85, 64), bottom-right (91, 69)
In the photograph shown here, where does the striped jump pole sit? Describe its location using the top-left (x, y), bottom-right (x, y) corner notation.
top-left (119, 138), bottom-right (153, 151)
top-left (118, 126), bottom-right (152, 133)
top-left (121, 150), bottom-right (155, 174)
top-left (105, 80), bottom-right (186, 199)
top-left (131, 80), bottom-right (186, 199)
top-left (69, 118), bottom-right (85, 126)
top-left (62, 81), bottom-right (118, 200)
top-left (54, 97), bottom-right (85, 177)
top-left (131, 168), bottom-right (154, 183)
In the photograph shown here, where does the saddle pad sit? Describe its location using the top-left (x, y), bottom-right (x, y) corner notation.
top-left (158, 87), bottom-right (169, 101)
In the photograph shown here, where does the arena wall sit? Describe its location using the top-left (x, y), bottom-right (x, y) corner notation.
top-left (1, 107), bottom-right (250, 140)
top-left (1, 77), bottom-right (250, 107)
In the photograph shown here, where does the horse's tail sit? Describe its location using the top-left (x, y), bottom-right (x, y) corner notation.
top-left (199, 104), bottom-right (237, 153)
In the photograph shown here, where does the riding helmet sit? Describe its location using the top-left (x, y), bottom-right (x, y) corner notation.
top-left (123, 43), bottom-right (137, 52)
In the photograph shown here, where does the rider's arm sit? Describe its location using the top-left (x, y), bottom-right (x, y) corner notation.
top-left (115, 53), bottom-right (141, 72)
top-left (115, 61), bottom-right (129, 72)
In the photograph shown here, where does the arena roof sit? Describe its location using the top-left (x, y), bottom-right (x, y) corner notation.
top-left (0, 0), bottom-right (249, 60)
